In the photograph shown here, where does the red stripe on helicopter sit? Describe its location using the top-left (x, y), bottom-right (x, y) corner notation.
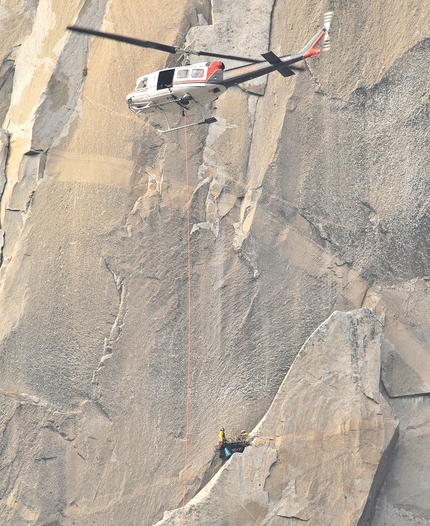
top-left (303, 30), bottom-right (326, 59)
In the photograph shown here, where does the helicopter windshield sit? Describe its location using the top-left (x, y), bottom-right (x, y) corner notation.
top-left (136, 76), bottom-right (148, 90)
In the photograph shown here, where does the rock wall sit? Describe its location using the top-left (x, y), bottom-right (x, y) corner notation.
top-left (156, 309), bottom-right (399, 526)
top-left (1, 0), bottom-right (430, 524)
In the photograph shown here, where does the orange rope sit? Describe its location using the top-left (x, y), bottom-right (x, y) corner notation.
top-left (181, 112), bottom-right (192, 523)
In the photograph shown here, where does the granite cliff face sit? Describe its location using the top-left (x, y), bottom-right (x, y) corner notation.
top-left (156, 309), bottom-right (399, 526)
top-left (1, 1), bottom-right (430, 525)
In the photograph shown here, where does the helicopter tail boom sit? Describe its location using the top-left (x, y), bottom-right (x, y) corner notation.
top-left (214, 14), bottom-right (333, 88)
top-left (300, 11), bottom-right (333, 58)
top-left (299, 27), bottom-right (327, 59)
top-left (261, 51), bottom-right (296, 77)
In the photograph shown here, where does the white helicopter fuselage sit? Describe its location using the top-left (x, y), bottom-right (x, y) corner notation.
top-left (68, 16), bottom-right (332, 132)
top-left (126, 61), bottom-right (227, 114)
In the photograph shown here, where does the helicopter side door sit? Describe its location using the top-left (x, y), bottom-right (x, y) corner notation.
top-left (157, 69), bottom-right (175, 90)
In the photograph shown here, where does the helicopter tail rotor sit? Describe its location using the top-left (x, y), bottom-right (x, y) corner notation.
top-left (322, 11), bottom-right (334, 51)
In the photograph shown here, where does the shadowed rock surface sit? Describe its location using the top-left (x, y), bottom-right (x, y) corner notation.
top-left (1, 0), bottom-right (430, 524)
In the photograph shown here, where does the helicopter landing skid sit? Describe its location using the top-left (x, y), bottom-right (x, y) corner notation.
top-left (154, 98), bottom-right (217, 133)
top-left (158, 116), bottom-right (217, 133)
top-left (130, 96), bottom-right (217, 133)
top-left (156, 100), bottom-right (217, 133)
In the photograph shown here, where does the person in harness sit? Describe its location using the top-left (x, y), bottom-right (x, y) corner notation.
top-left (240, 429), bottom-right (248, 442)
top-left (218, 427), bottom-right (226, 444)
top-left (217, 427), bottom-right (231, 460)
top-left (216, 426), bottom-right (250, 460)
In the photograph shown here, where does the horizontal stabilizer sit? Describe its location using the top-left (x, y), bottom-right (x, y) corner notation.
top-left (261, 51), bottom-right (282, 65)
top-left (277, 67), bottom-right (295, 77)
top-left (261, 51), bottom-right (296, 77)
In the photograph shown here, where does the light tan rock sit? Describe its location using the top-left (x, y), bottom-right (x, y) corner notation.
top-left (155, 309), bottom-right (399, 525)
top-left (1, 0), bottom-right (430, 524)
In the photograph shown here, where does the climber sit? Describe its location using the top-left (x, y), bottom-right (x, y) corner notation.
top-left (215, 427), bottom-right (250, 460)
top-left (218, 427), bottom-right (227, 443)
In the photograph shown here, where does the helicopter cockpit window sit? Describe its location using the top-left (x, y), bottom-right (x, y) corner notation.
top-left (191, 68), bottom-right (205, 78)
top-left (177, 69), bottom-right (189, 79)
top-left (136, 77), bottom-right (148, 90)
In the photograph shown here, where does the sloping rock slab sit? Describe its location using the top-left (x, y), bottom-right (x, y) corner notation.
top-left (0, 129), bottom-right (8, 197)
top-left (381, 336), bottom-right (430, 397)
top-left (155, 309), bottom-right (398, 525)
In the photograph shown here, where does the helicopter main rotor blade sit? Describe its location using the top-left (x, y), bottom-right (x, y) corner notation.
top-left (67, 25), bottom-right (305, 68)
top-left (68, 26), bottom-right (266, 63)
top-left (67, 26), bottom-right (177, 54)
top-left (182, 49), bottom-right (262, 63)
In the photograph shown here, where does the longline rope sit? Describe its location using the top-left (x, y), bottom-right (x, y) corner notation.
top-left (181, 112), bottom-right (192, 524)
top-left (178, 115), bottom-right (252, 524)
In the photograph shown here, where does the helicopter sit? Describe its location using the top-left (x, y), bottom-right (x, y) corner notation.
top-left (68, 12), bottom-right (333, 133)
